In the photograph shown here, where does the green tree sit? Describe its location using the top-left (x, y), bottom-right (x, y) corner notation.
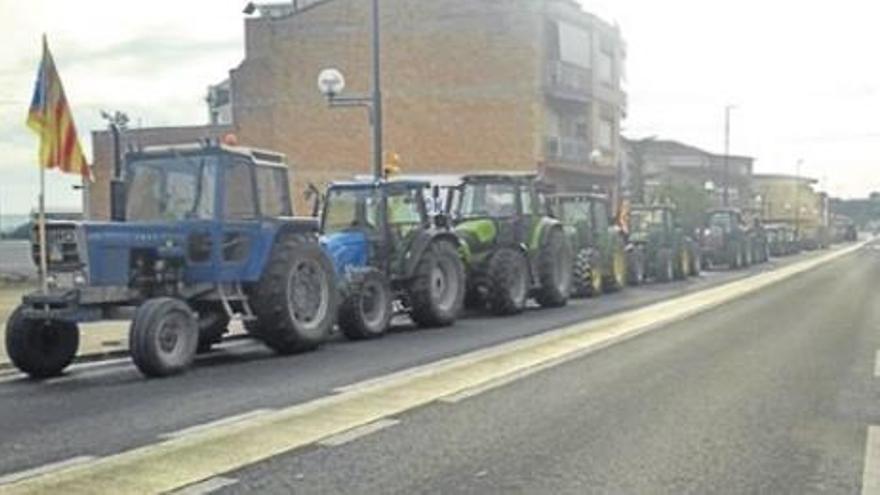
top-left (650, 182), bottom-right (712, 234)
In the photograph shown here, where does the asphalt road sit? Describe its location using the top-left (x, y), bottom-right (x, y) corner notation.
top-left (212, 242), bottom-right (880, 494)
top-left (0, 242), bottom-right (873, 493)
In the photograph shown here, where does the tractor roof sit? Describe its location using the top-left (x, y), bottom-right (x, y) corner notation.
top-left (130, 143), bottom-right (288, 170)
top-left (707, 207), bottom-right (742, 214)
top-left (328, 179), bottom-right (431, 191)
top-left (458, 172), bottom-right (539, 184)
top-left (631, 203), bottom-right (676, 212)
top-left (549, 192), bottom-right (609, 202)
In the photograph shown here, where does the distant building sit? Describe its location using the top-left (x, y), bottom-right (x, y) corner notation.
top-left (206, 79), bottom-right (233, 126)
top-left (625, 138), bottom-right (754, 209)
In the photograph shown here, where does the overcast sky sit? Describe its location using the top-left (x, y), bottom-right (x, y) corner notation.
top-left (1, 0), bottom-right (878, 214)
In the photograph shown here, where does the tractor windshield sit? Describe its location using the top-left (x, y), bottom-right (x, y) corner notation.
top-left (458, 182), bottom-right (517, 219)
top-left (558, 200), bottom-right (592, 227)
top-left (708, 212), bottom-right (734, 232)
top-left (125, 155), bottom-right (218, 221)
top-left (630, 209), bottom-right (665, 234)
top-left (323, 188), bottom-right (382, 234)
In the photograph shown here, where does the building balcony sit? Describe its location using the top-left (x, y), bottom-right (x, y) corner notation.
top-left (545, 136), bottom-right (591, 163)
top-left (544, 60), bottom-right (592, 103)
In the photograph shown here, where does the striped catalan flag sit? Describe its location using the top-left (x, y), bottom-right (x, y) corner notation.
top-left (26, 36), bottom-right (91, 180)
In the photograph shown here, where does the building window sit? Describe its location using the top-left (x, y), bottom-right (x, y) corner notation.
top-left (556, 21), bottom-right (592, 68)
top-left (598, 119), bottom-right (614, 151)
top-left (599, 51), bottom-right (614, 85)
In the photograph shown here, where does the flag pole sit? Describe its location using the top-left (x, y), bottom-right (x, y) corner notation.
top-left (38, 163), bottom-right (48, 294)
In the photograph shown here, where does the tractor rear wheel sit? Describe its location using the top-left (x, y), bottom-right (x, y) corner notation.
top-left (627, 248), bottom-right (646, 286)
top-left (535, 229), bottom-right (572, 308)
top-left (689, 246), bottom-right (702, 276)
top-left (571, 248), bottom-right (592, 298)
top-left (657, 248), bottom-right (675, 282)
top-left (674, 248), bottom-right (689, 280)
top-left (339, 268), bottom-right (392, 340)
top-left (410, 241), bottom-right (466, 328)
top-left (6, 306), bottom-right (79, 378)
top-left (130, 298), bottom-right (199, 378)
top-left (249, 233), bottom-right (338, 355)
top-left (486, 247), bottom-right (528, 316)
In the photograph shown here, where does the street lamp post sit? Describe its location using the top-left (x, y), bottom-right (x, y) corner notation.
top-left (795, 160), bottom-right (802, 239)
top-left (723, 104), bottom-right (736, 207)
top-left (318, 0), bottom-right (383, 180)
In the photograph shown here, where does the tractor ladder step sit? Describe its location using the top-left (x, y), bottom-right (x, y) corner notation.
top-left (218, 283), bottom-right (257, 322)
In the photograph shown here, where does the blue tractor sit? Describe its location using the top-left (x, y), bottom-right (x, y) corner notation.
top-left (320, 180), bottom-right (466, 339)
top-left (6, 143), bottom-right (339, 378)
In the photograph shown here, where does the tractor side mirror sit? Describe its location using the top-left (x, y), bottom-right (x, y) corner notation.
top-left (110, 179), bottom-right (127, 222)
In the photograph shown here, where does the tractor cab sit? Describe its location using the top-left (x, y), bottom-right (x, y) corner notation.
top-left (547, 192), bottom-right (611, 249)
top-left (321, 180), bottom-right (434, 277)
top-left (629, 205), bottom-right (676, 245)
top-left (319, 179), bottom-right (465, 340)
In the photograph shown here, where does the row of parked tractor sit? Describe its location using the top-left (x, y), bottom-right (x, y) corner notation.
top-left (3, 144), bottom-right (828, 380)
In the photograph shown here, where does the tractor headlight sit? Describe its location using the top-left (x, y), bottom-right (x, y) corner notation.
top-left (73, 272), bottom-right (87, 287)
top-left (45, 274), bottom-right (58, 289)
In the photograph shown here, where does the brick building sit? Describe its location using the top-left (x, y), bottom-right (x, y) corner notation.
top-left (88, 0), bottom-right (627, 216)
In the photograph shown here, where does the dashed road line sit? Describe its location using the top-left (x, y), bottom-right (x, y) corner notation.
top-left (160, 409), bottom-right (276, 440)
top-left (318, 419), bottom-right (400, 447)
top-left (171, 476), bottom-right (238, 495)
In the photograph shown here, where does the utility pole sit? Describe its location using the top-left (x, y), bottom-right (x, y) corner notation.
top-left (318, 0), bottom-right (383, 179)
top-left (723, 105), bottom-right (736, 207)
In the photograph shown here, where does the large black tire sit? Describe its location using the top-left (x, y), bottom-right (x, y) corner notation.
top-left (534, 228), bottom-right (572, 308)
top-left (688, 245), bottom-right (702, 276)
top-left (656, 248), bottom-right (675, 283)
top-left (673, 247), bottom-right (688, 280)
top-left (338, 268), bottom-right (393, 340)
top-left (409, 241), bottom-right (466, 328)
top-left (195, 306), bottom-right (230, 354)
top-left (729, 244), bottom-right (742, 269)
top-left (130, 298), bottom-right (199, 378)
top-left (248, 233), bottom-right (338, 355)
top-left (743, 239), bottom-right (753, 267)
top-left (486, 247), bottom-right (529, 316)
top-left (627, 248), bottom-right (646, 286)
top-left (571, 248), bottom-right (592, 298)
top-left (5, 306), bottom-right (79, 378)
top-left (603, 245), bottom-right (627, 292)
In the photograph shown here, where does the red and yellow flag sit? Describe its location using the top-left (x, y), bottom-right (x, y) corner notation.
top-left (26, 36), bottom-right (91, 180)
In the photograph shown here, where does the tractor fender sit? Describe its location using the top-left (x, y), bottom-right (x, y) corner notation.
top-left (402, 231), bottom-right (462, 279)
top-left (246, 218), bottom-right (323, 282)
top-left (533, 219), bottom-right (565, 252)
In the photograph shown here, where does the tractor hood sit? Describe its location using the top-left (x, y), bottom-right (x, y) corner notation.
top-left (453, 218), bottom-right (497, 250)
top-left (82, 222), bottom-right (188, 286)
top-left (321, 230), bottom-right (369, 277)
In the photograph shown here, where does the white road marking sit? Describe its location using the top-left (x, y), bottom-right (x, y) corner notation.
top-left (863, 427), bottom-right (880, 494)
top-left (171, 476), bottom-right (238, 495)
top-left (318, 419), bottom-right (400, 447)
top-left (0, 456), bottom-right (97, 486)
top-left (160, 409), bottom-right (276, 440)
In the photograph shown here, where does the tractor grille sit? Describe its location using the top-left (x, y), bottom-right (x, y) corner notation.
top-left (32, 224), bottom-right (83, 271)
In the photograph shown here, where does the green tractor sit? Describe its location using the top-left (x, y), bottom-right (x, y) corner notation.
top-left (547, 192), bottom-right (627, 298)
top-left (627, 204), bottom-right (700, 283)
top-left (448, 173), bottom-right (573, 315)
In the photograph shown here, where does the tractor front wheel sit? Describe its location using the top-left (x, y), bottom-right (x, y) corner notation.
top-left (657, 248), bottom-right (675, 282)
top-left (339, 268), bottom-right (393, 340)
top-left (627, 248), bottom-right (646, 286)
top-left (130, 298), bottom-right (199, 378)
top-left (604, 246), bottom-right (627, 292)
top-left (674, 248), bottom-right (689, 280)
top-left (6, 306), bottom-right (79, 378)
top-left (486, 248), bottom-right (529, 316)
top-left (571, 248), bottom-right (592, 298)
top-left (249, 233), bottom-right (338, 355)
top-left (535, 229), bottom-right (572, 308)
top-left (409, 241), bottom-right (466, 328)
